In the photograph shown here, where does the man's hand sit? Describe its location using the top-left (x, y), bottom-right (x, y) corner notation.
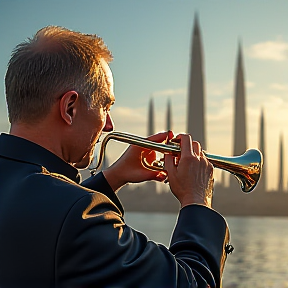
top-left (103, 131), bottom-right (174, 192)
top-left (164, 134), bottom-right (214, 208)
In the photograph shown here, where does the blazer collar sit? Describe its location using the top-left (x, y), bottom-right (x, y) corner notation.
top-left (0, 133), bottom-right (81, 183)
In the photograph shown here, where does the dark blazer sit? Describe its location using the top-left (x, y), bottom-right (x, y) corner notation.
top-left (0, 133), bottom-right (231, 288)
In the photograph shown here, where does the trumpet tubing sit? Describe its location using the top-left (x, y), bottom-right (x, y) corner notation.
top-left (90, 131), bottom-right (263, 193)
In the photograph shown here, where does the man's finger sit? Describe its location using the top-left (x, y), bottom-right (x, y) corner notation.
top-left (178, 134), bottom-right (194, 157)
top-left (164, 154), bottom-right (177, 174)
top-left (147, 131), bottom-right (174, 143)
top-left (192, 141), bottom-right (201, 156)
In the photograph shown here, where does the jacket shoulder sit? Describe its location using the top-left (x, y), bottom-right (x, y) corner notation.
top-left (26, 166), bottom-right (91, 198)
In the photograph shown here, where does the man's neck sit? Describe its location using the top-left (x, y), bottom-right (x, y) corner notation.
top-left (10, 121), bottom-right (65, 162)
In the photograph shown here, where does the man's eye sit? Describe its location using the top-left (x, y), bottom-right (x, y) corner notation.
top-left (103, 107), bottom-right (110, 113)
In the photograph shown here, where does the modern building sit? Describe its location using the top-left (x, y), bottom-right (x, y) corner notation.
top-left (278, 134), bottom-right (284, 193)
top-left (166, 98), bottom-right (172, 132)
top-left (229, 43), bottom-right (248, 189)
top-left (187, 14), bottom-right (206, 150)
top-left (258, 108), bottom-right (266, 192)
top-left (148, 98), bottom-right (155, 136)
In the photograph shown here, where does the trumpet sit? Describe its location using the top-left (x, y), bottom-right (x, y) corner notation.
top-left (90, 131), bottom-right (263, 193)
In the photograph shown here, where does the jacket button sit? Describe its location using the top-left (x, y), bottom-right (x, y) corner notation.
top-left (225, 244), bottom-right (234, 254)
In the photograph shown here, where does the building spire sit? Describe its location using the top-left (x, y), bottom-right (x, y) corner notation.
top-left (148, 97), bottom-right (155, 136)
top-left (230, 42), bottom-right (247, 189)
top-left (166, 98), bottom-right (172, 131)
top-left (187, 13), bottom-right (206, 149)
top-left (232, 41), bottom-right (247, 156)
top-left (258, 107), bottom-right (266, 192)
top-left (193, 12), bottom-right (200, 37)
top-left (278, 133), bottom-right (284, 192)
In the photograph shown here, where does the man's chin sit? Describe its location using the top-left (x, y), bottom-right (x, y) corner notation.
top-left (73, 157), bottom-right (91, 169)
top-left (73, 148), bottom-right (96, 170)
top-left (74, 163), bottom-right (89, 169)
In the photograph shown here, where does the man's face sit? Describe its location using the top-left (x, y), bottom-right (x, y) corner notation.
top-left (73, 59), bottom-right (115, 169)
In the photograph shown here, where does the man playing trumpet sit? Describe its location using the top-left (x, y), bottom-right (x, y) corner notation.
top-left (0, 26), bottom-right (231, 287)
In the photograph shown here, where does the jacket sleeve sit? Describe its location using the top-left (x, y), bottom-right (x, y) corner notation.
top-left (55, 191), bottom-right (230, 288)
top-left (170, 205), bottom-right (230, 287)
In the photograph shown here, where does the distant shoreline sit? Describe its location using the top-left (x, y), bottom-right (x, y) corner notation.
top-left (117, 183), bottom-right (288, 217)
top-left (80, 169), bottom-right (288, 217)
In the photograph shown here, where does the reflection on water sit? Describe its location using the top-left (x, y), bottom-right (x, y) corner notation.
top-left (224, 217), bottom-right (288, 288)
top-left (125, 212), bottom-right (288, 288)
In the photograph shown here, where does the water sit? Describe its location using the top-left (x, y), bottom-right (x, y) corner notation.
top-left (125, 212), bottom-right (288, 288)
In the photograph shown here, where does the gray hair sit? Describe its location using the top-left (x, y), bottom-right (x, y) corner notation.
top-left (5, 26), bottom-right (113, 123)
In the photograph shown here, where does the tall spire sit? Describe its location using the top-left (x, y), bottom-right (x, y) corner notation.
top-left (232, 42), bottom-right (247, 156)
top-left (230, 42), bottom-right (247, 190)
top-left (146, 97), bottom-right (157, 192)
top-left (187, 13), bottom-right (206, 150)
top-left (220, 170), bottom-right (226, 188)
top-left (166, 98), bottom-right (172, 131)
top-left (258, 108), bottom-right (266, 192)
top-left (148, 98), bottom-right (155, 136)
top-left (278, 133), bottom-right (284, 192)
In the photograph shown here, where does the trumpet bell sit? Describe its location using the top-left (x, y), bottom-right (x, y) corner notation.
top-left (205, 149), bottom-right (263, 193)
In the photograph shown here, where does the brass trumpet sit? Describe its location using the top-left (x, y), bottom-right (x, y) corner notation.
top-left (90, 131), bottom-right (263, 193)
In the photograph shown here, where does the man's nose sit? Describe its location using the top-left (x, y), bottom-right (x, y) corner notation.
top-left (103, 112), bottom-right (114, 132)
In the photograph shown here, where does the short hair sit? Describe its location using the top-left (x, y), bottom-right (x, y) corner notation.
top-left (5, 26), bottom-right (113, 124)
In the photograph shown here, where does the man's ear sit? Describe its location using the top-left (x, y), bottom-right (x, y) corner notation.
top-left (59, 91), bottom-right (79, 125)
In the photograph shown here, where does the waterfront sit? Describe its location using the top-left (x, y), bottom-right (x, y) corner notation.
top-left (125, 212), bottom-right (288, 288)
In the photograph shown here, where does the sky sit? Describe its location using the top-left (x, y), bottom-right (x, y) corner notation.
top-left (1, 0), bottom-right (288, 190)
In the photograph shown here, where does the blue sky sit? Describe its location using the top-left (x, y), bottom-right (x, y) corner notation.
top-left (1, 0), bottom-right (288, 189)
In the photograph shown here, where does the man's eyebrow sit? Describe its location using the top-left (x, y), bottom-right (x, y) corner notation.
top-left (103, 95), bottom-right (115, 108)
top-left (110, 94), bottom-right (115, 104)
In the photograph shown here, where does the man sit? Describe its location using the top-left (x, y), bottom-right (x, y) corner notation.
top-left (0, 26), bottom-right (231, 288)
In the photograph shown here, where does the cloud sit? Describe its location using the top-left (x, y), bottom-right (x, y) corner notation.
top-left (152, 88), bottom-right (186, 97)
top-left (270, 83), bottom-right (288, 92)
top-left (247, 39), bottom-right (288, 61)
top-left (207, 81), bottom-right (255, 99)
top-left (112, 106), bottom-right (146, 130)
top-left (207, 82), bottom-right (233, 97)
